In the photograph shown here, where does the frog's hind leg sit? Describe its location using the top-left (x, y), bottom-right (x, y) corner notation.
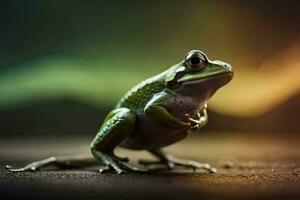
top-left (139, 149), bottom-right (217, 173)
top-left (6, 155), bottom-right (99, 172)
top-left (91, 108), bottom-right (146, 174)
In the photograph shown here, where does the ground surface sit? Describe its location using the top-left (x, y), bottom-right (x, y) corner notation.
top-left (0, 132), bottom-right (299, 200)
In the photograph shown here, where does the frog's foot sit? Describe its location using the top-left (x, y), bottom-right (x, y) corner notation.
top-left (184, 104), bottom-right (208, 130)
top-left (139, 155), bottom-right (217, 173)
top-left (99, 160), bottom-right (147, 174)
top-left (92, 149), bottom-right (146, 174)
top-left (6, 157), bottom-right (59, 172)
top-left (186, 113), bottom-right (207, 131)
top-left (5, 156), bottom-right (98, 172)
top-left (101, 158), bottom-right (147, 174)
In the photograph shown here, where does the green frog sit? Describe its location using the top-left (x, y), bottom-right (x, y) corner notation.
top-left (6, 50), bottom-right (233, 174)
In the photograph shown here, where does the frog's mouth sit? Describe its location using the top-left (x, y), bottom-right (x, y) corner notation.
top-left (178, 72), bottom-right (233, 83)
top-left (180, 71), bottom-right (233, 88)
top-left (177, 68), bottom-right (233, 83)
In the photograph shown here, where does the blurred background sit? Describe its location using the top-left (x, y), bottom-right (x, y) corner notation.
top-left (0, 0), bottom-right (300, 140)
top-left (2, 2), bottom-right (300, 199)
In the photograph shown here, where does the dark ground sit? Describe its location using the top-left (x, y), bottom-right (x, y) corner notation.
top-left (0, 132), bottom-right (299, 200)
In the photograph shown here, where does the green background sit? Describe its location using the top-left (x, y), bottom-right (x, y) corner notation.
top-left (1, 1), bottom-right (300, 136)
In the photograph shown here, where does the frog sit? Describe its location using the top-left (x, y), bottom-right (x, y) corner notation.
top-left (6, 50), bottom-right (233, 174)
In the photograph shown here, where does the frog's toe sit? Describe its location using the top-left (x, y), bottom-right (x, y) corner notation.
top-left (138, 159), bottom-right (174, 170)
top-left (119, 162), bottom-right (147, 172)
top-left (167, 156), bottom-right (217, 173)
top-left (99, 158), bottom-right (147, 174)
top-left (5, 165), bottom-right (12, 170)
top-left (5, 164), bottom-right (36, 172)
top-left (5, 165), bottom-right (20, 172)
top-left (186, 162), bottom-right (217, 173)
top-left (99, 164), bottom-right (126, 174)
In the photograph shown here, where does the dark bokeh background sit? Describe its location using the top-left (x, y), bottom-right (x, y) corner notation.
top-left (0, 0), bottom-right (300, 139)
top-left (1, 2), bottom-right (300, 200)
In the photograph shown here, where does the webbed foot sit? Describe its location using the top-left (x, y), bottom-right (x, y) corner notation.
top-left (98, 160), bottom-right (147, 174)
top-left (92, 149), bottom-right (147, 174)
top-left (5, 156), bottom-right (99, 173)
top-left (6, 157), bottom-right (57, 172)
top-left (101, 159), bottom-right (147, 174)
top-left (139, 150), bottom-right (217, 173)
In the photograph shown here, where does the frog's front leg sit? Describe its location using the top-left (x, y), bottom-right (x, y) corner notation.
top-left (187, 104), bottom-right (208, 130)
top-left (139, 149), bottom-right (217, 173)
top-left (144, 92), bottom-right (191, 129)
top-left (90, 108), bottom-right (145, 174)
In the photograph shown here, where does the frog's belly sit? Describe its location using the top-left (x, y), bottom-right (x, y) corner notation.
top-left (119, 113), bottom-right (188, 150)
top-left (119, 94), bottom-right (205, 150)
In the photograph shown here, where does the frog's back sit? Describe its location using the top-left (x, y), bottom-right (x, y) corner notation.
top-left (116, 73), bottom-right (166, 111)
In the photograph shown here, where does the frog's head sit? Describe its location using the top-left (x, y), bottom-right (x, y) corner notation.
top-left (165, 50), bottom-right (233, 102)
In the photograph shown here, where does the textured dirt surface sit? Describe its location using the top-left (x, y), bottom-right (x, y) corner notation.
top-left (0, 132), bottom-right (299, 200)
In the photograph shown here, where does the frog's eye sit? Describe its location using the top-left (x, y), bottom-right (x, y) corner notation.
top-left (185, 51), bottom-right (206, 72)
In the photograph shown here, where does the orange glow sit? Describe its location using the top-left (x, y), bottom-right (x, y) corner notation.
top-left (210, 38), bottom-right (300, 117)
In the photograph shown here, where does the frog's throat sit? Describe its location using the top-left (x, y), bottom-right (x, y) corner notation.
top-left (173, 72), bottom-right (233, 102)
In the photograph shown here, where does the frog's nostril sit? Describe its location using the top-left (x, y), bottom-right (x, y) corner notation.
top-left (224, 63), bottom-right (231, 68)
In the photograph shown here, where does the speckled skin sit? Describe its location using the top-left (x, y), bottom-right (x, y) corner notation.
top-left (117, 65), bottom-right (233, 150)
